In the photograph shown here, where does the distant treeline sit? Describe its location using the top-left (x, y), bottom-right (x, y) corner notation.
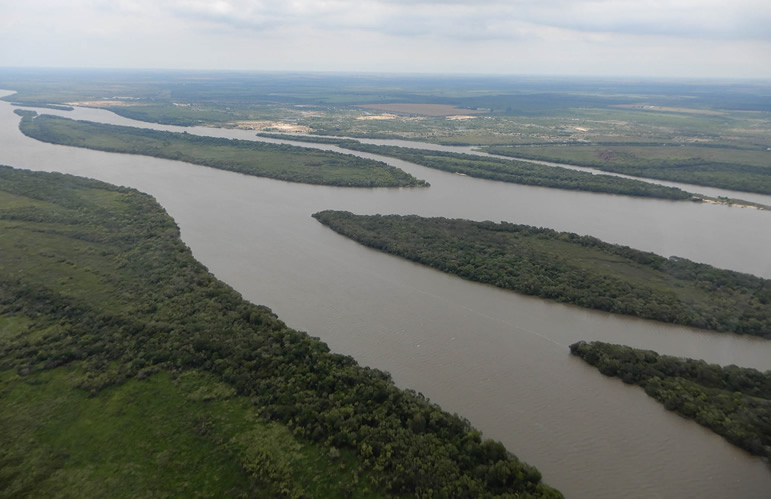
top-left (313, 211), bottom-right (771, 337)
top-left (485, 145), bottom-right (771, 196)
top-left (336, 142), bottom-right (693, 200)
top-left (256, 132), bottom-right (360, 147)
top-left (11, 102), bottom-right (74, 111)
top-left (16, 113), bottom-right (428, 188)
top-left (0, 166), bottom-right (557, 497)
top-left (570, 341), bottom-right (771, 459)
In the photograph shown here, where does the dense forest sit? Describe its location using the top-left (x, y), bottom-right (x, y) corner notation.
top-left (313, 211), bottom-right (771, 337)
top-left (15, 112), bottom-right (428, 188)
top-left (335, 143), bottom-right (693, 200)
top-left (0, 166), bottom-right (559, 497)
top-left (570, 341), bottom-right (771, 460)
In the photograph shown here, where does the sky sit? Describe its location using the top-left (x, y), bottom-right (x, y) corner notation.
top-left (1, 0), bottom-right (770, 78)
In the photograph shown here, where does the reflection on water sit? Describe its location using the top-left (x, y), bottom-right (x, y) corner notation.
top-left (2, 92), bottom-right (770, 498)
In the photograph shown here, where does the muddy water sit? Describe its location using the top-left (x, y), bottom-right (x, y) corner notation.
top-left (2, 92), bottom-right (770, 498)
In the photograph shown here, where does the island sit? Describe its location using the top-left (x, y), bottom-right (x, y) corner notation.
top-left (484, 144), bottom-right (771, 196)
top-left (312, 211), bottom-right (771, 337)
top-left (16, 112), bottom-right (428, 188)
top-left (0, 165), bottom-right (558, 497)
top-left (570, 341), bottom-right (771, 460)
top-left (270, 137), bottom-right (696, 200)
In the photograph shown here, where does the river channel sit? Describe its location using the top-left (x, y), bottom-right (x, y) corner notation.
top-left (1, 91), bottom-right (770, 498)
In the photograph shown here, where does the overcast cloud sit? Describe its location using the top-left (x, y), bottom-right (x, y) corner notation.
top-left (1, 0), bottom-right (769, 77)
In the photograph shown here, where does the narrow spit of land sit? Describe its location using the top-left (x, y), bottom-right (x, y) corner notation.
top-left (0, 165), bottom-right (558, 498)
top-left (258, 134), bottom-right (770, 208)
top-left (256, 133), bottom-right (693, 200)
top-left (313, 211), bottom-right (771, 337)
top-left (16, 112), bottom-right (428, 188)
top-left (484, 144), bottom-right (771, 196)
top-left (570, 341), bottom-right (771, 460)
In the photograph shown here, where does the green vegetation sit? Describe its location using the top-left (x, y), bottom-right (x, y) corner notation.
top-left (0, 367), bottom-right (375, 498)
top-left (485, 144), bottom-right (771, 196)
top-left (254, 134), bottom-right (768, 207)
top-left (312, 211), bottom-right (771, 337)
top-left (337, 143), bottom-right (694, 200)
top-left (17, 113), bottom-right (428, 188)
top-left (105, 104), bottom-right (239, 126)
top-left (11, 102), bottom-right (73, 111)
top-left (570, 341), bottom-right (771, 460)
top-left (256, 132), bottom-right (360, 147)
top-left (0, 165), bottom-right (558, 497)
top-left (4, 70), bottom-right (770, 196)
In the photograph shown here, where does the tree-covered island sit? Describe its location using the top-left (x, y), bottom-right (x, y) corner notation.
top-left (257, 134), bottom-right (769, 207)
top-left (484, 144), bottom-right (771, 196)
top-left (0, 165), bottom-right (558, 497)
top-left (570, 341), bottom-right (771, 460)
top-left (312, 211), bottom-right (771, 337)
top-left (256, 135), bottom-right (692, 200)
top-left (16, 112), bottom-right (428, 188)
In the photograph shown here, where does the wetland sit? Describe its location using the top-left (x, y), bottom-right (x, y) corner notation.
top-left (1, 72), bottom-right (771, 498)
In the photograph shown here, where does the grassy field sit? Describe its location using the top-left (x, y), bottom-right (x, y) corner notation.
top-left (0, 165), bottom-right (559, 497)
top-left (0, 367), bottom-right (374, 498)
top-left (313, 211), bottom-right (771, 337)
top-left (17, 113), bottom-right (428, 188)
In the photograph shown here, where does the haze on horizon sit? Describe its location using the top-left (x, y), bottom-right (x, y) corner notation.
top-left (1, 0), bottom-right (770, 79)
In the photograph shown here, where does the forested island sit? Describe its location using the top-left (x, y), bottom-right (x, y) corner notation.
top-left (15, 112), bottom-right (427, 188)
top-left (484, 145), bottom-right (771, 196)
top-left (0, 166), bottom-right (558, 497)
top-left (312, 211), bottom-right (771, 337)
top-left (307, 140), bottom-right (695, 200)
top-left (570, 341), bottom-right (771, 460)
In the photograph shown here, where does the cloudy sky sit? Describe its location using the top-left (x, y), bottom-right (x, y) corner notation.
top-left (1, 0), bottom-right (769, 78)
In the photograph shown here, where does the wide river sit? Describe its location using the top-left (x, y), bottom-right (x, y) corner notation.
top-left (2, 92), bottom-right (770, 498)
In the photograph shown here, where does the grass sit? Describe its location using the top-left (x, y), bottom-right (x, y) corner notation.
top-left (0, 367), bottom-right (374, 498)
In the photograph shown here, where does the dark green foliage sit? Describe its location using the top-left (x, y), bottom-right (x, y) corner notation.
top-left (339, 143), bottom-right (693, 200)
top-left (313, 211), bottom-right (771, 337)
top-left (570, 341), bottom-right (771, 459)
top-left (13, 109), bottom-right (37, 118)
top-left (486, 146), bottom-right (771, 196)
top-left (17, 114), bottom-right (428, 188)
top-left (0, 166), bottom-right (558, 497)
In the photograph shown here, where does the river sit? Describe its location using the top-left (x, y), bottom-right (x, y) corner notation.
top-left (1, 91), bottom-right (770, 498)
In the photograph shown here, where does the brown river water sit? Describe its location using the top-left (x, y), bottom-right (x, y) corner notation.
top-left (1, 91), bottom-right (770, 497)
